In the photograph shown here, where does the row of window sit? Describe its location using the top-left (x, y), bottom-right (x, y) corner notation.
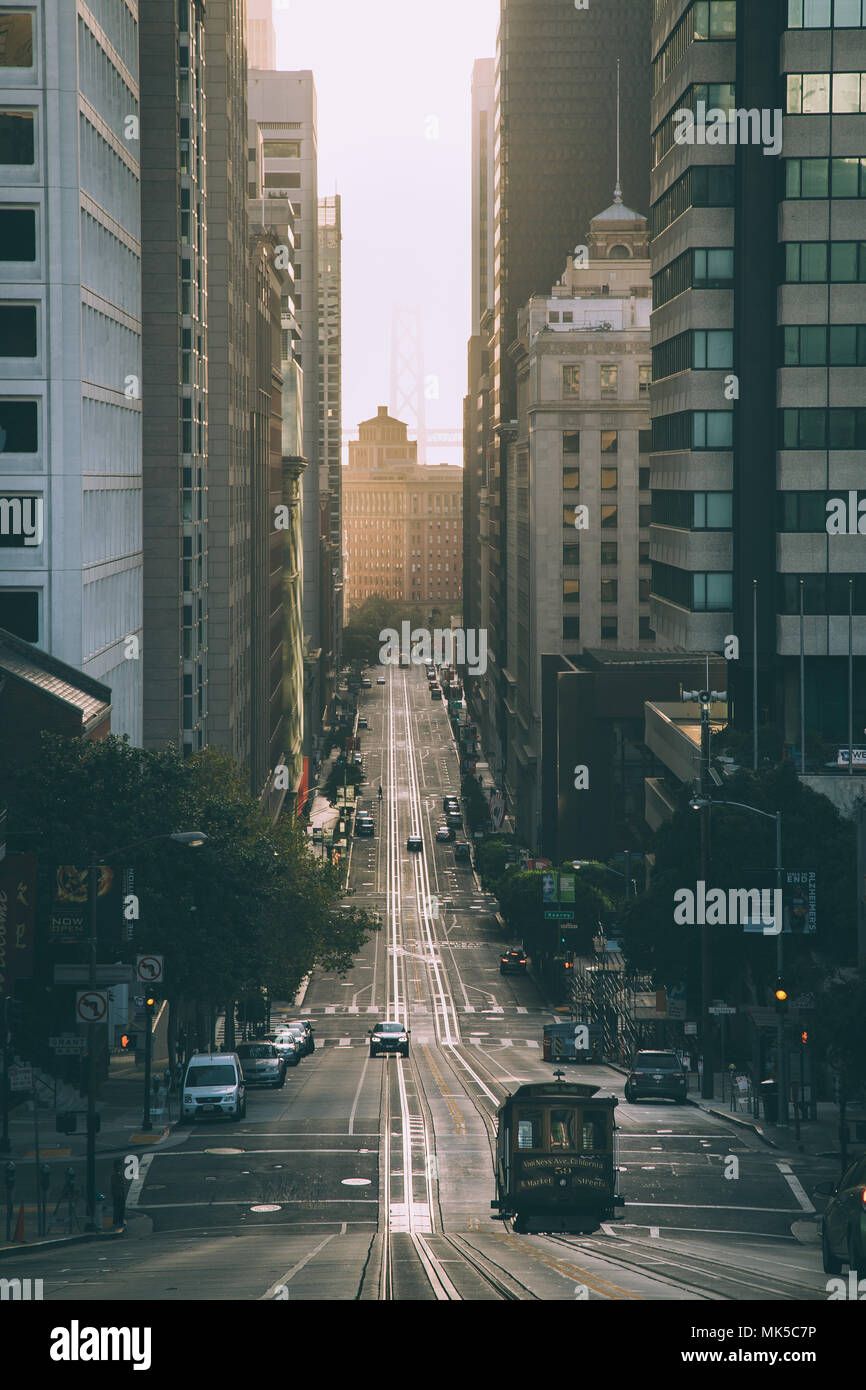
top-left (651, 166), bottom-right (735, 239)
top-left (653, 82), bottom-right (736, 167)
top-left (779, 491), bottom-right (865, 530)
top-left (0, 205), bottom-right (36, 261)
top-left (563, 467), bottom-right (653, 492)
top-left (652, 411), bottom-right (733, 452)
top-left (653, 329), bottom-right (733, 380)
top-left (653, 248), bottom-right (735, 308)
top-left (563, 542), bottom-right (652, 567)
top-left (788, 71), bottom-right (866, 114)
top-left (784, 157), bottom-right (866, 200)
top-left (652, 2), bottom-right (737, 96)
top-left (652, 563), bottom-right (733, 612)
top-left (561, 577), bottom-right (652, 604)
top-left (781, 407), bottom-right (866, 449)
top-left (562, 364), bottom-right (651, 399)
top-left (789, 0), bottom-right (866, 23)
top-left (652, 491), bottom-right (733, 530)
top-left (563, 505), bottom-right (653, 529)
top-left (783, 324), bottom-right (866, 366)
top-left (562, 430), bottom-right (646, 457)
top-left (652, 567), bottom-right (866, 614)
top-left (563, 616), bottom-right (655, 641)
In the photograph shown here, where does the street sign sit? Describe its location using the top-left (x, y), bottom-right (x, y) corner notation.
top-left (54, 964), bottom-right (136, 985)
top-left (8, 1065), bottom-right (33, 1091)
top-left (684, 1022), bottom-right (698, 1035)
top-left (75, 989), bottom-right (108, 1024)
top-left (136, 953), bottom-right (164, 984)
top-left (48, 1034), bottom-right (88, 1055)
top-left (544, 909), bottom-right (575, 921)
top-left (708, 1005), bottom-right (736, 1015)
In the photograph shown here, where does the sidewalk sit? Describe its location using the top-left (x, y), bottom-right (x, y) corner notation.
top-left (0, 1052), bottom-right (186, 1258)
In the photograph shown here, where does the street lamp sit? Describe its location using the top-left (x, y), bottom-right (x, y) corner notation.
top-left (82, 829), bottom-right (206, 1229)
top-left (689, 795), bottom-right (786, 1125)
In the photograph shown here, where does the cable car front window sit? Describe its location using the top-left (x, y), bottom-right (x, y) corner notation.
top-left (550, 1108), bottom-right (577, 1149)
top-left (516, 1110), bottom-right (543, 1149)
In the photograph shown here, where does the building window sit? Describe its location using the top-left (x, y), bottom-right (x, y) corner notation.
top-left (562, 311), bottom-right (574, 323)
top-left (693, 247), bottom-right (735, 287)
top-left (262, 140), bottom-right (301, 158)
top-left (549, 311), bottom-right (560, 323)
top-left (0, 304), bottom-right (37, 357)
top-left (601, 578), bottom-right (618, 603)
top-left (0, 110), bottom-right (34, 163)
top-left (639, 616), bottom-right (655, 640)
top-left (780, 406), bottom-right (866, 448)
top-left (0, 589), bottom-right (37, 640)
top-left (562, 365), bottom-right (581, 397)
top-left (601, 430), bottom-right (618, 454)
top-left (600, 617), bottom-right (618, 640)
top-left (563, 544), bottom-right (580, 566)
top-left (601, 541), bottom-right (617, 565)
top-left (601, 467), bottom-right (618, 490)
top-left (639, 364), bottom-right (651, 395)
top-left (652, 562), bottom-right (733, 611)
top-left (601, 505), bottom-right (618, 528)
top-left (563, 616), bottom-right (580, 640)
top-left (639, 467), bottom-right (651, 490)
top-left (0, 399), bottom-right (37, 451)
top-left (563, 579), bottom-right (580, 604)
top-left (0, 208), bottom-right (35, 261)
top-left (639, 578), bottom-right (651, 602)
top-left (783, 324), bottom-right (866, 365)
top-left (787, 71), bottom-right (866, 114)
top-left (784, 241), bottom-right (866, 282)
top-left (639, 540), bottom-right (650, 563)
top-left (0, 13), bottom-right (33, 67)
top-left (563, 464), bottom-right (580, 490)
top-left (563, 430), bottom-right (580, 454)
top-left (264, 172), bottom-right (301, 189)
top-left (600, 364), bottom-right (618, 398)
top-left (777, 491), bottom-right (831, 531)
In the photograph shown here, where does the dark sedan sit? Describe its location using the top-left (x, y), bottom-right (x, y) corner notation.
top-left (818, 1154), bottom-right (866, 1274)
top-left (624, 1051), bottom-right (688, 1104)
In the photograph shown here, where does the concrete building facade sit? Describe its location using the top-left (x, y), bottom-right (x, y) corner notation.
top-left (0, 0), bottom-right (143, 741)
top-left (318, 194), bottom-right (343, 680)
top-left (344, 408), bottom-right (463, 614)
top-left (504, 196), bottom-right (654, 844)
top-left (649, 0), bottom-right (866, 751)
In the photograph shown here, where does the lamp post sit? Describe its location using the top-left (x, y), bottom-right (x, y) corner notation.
top-left (82, 829), bottom-right (206, 1229)
top-left (689, 796), bottom-right (785, 1125)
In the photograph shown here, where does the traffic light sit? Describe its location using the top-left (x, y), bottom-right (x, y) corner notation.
top-left (120, 1033), bottom-right (137, 1052)
top-left (800, 1030), bottom-right (808, 1046)
top-left (773, 980), bottom-right (788, 1014)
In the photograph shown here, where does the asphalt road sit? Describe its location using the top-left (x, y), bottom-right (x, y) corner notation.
top-left (29, 664), bottom-right (838, 1301)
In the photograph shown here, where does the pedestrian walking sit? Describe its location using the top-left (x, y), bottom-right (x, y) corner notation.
top-left (110, 1158), bottom-right (129, 1229)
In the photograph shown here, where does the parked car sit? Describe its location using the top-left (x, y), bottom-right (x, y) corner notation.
top-left (357, 717), bottom-right (369, 729)
top-left (286, 1019), bottom-right (315, 1055)
top-left (454, 841), bottom-right (472, 864)
top-left (500, 948), bottom-right (528, 975)
top-left (369, 1021), bottom-right (410, 1058)
top-left (355, 816), bottom-right (375, 837)
top-left (236, 1042), bottom-right (286, 1088)
top-left (264, 1032), bottom-right (301, 1067)
top-left (430, 685), bottom-right (442, 700)
top-left (817, 1154), bottom-right (866, 1274)
top-left (407, 834), bottom-right (422, 852)
top-left (446, 811), bottom-right (463, 829)
top-left (443, 795), bottom-right (460, 812)
top-left (377, 676), bottom-right (386, 685)
top-left (361, 677), bottom-right (372, 688)
top-left (624, 1051), bottom-right (688, 1104)
top-left (181, 1053), bottom-right (246, 1121)
top-left (435, 825), bottom-right (454, 843)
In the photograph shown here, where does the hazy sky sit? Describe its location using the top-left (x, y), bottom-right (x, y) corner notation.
top-left (271, 0), bottom-right (500, 463)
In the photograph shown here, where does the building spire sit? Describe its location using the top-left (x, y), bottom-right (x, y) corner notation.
top-left (614, 58), bottom-right (623, 205)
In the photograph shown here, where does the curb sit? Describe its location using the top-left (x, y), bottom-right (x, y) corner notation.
top-left (0, 1227), bottom-right (126, 1261)
top-left (698, 1104), bottom-right (779, 1147)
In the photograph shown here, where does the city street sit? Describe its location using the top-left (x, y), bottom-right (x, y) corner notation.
top-left (28, 665), bottom-right (836, 1301)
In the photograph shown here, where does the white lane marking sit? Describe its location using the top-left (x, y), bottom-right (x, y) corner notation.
top-left (126, 1152), bottom-right (155, 1209)
top-left (600, 1223), bottom-right (617, 1236)
top-left (525, 1040), bottom-right (539, 1048)
top-left (623, 1202), bottom-right (813, 1212)
top-left (338, 1038), bottom-right (352, 1047)
top-left (325, 1006), bottom-right (336, 1014)
top-left (348, 1052), bottom-right (370, 1136)
top-left (649, 1226), bottom-right (660, 1238)
top-left (777, 1164), bottom-right (815, 1213)
top-left (463, 1006), bottom-right (476, 1013)
top-left (366, 1006), bottom-right (379, 1013)
top-left (500, 1038), bottom-right (513, 1047)
top-left (348, 1006), bottom-right (359, 1015)
top-left (516, 1006), bottom-right (528, 1014)
top-left (259, 1234), bottom-right (336, 1299)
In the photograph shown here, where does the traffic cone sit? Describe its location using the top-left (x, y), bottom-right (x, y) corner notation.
top-left (13, 1203), bottom-right (26, 1243)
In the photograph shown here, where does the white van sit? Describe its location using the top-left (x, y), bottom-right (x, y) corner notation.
top-left (181, 1052), bottom-right (246, 1122)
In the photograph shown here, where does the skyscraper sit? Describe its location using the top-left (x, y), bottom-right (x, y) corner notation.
top-left (0, 1), bottom-right (143, 740)
top-left (649, 0), bottom-right (865, 755)
top-left (318, 194), bottom-right (343, 674)
top-left (140, 0), bottom-right (210, 756)
top-left (472, 0), bottom-right (652, 781)
top-left (247, 0), bottom-right (277, 70)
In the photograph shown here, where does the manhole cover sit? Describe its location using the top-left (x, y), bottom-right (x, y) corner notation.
top-left (250, 1204), bottom-right (282, 1213)
top-left (204, 1147), bottom-right (244, 1155)
top-left (342, 1178), bottom-right (371, 1186)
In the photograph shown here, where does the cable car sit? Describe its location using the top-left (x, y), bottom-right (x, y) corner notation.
top-left (491, 1080), bottom-right (622, 1234)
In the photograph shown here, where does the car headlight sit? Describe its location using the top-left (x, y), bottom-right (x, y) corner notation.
top-left (184, 1094), bottom-right (192, 1103)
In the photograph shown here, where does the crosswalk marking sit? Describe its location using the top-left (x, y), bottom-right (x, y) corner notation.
top-left (516, 1007), bottom-right (528, 1014)
top-left (338, 1038), bottom-right (352, 1047)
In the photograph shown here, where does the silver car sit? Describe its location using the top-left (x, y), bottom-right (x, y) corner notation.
top-left (236, 1042), bottom-right (286, 1088)
top-left (264, 1032), bottom-right (302, 1067)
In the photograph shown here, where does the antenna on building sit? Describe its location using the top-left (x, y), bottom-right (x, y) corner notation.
top-left (614, 58), bottom-right (623, 205)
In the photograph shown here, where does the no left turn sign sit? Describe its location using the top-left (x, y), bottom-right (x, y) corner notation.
top-left (136, 954), bottom-right (164, 983)
top-left (76, 990), bottom-right (108, 1024)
